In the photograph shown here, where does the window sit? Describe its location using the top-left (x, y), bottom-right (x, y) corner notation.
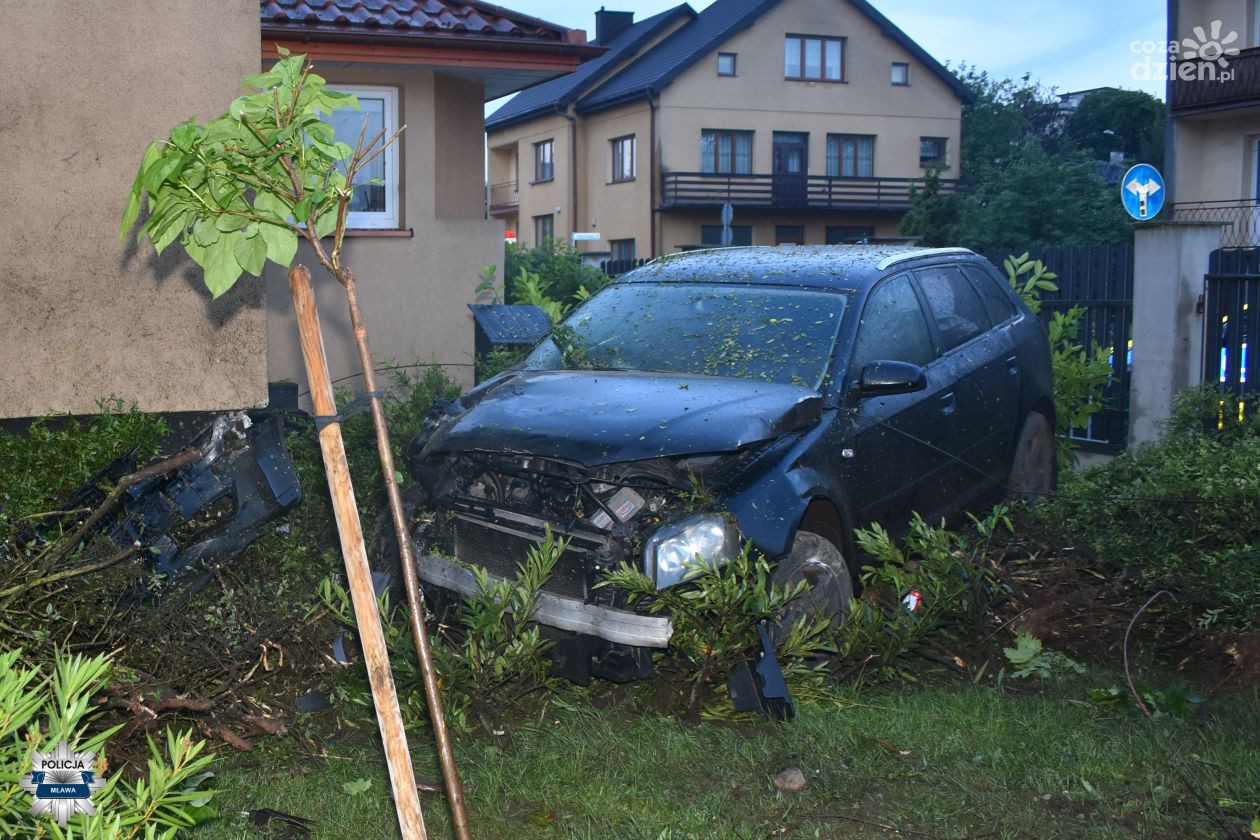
top-left (914, 266), bottom-right (990, 352)
top-left (775, 225), bottom-right (804, 245)
top-left (784, 35), bottom-right (844, 81)
top-left (322, 85), bottom-right (399, 229)
top-left (609, 238), bottom-right (636, 269)
top-left (961, 265), bottom-right (1019, 324)
top-left (701, 225), bottom-right (753, 246)
top-left (919, 136), bottom-right (947, 168)
top-left (533, 214), bottom-right (554, 244)
top-left (717, 52), bottom-right (737, 76)
top-left (852, 274), bottom-right (935, 371)
top-left (611, 135), bottom-right (635, 182)
top-left (534, 139), bottom-right (554, 182)
top-left (891, 63), bottom-right (910, 85)
top-left (826, 134), bottom-right (874, 177)
top-left (700, 130), bottom-right (753, 174)
top-left (826, 226), bottom-right (874, 244)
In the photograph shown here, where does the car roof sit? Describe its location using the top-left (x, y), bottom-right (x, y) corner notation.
top-left (614, 245), bottom-right (977, 291)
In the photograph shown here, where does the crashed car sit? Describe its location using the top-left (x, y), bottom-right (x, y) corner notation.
top-left (394, 245), bottom-right (1055, 683)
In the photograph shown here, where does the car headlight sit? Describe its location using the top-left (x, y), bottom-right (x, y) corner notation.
top-left (645, 513), bottom-right (740, 589)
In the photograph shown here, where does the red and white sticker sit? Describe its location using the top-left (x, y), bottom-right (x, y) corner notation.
top-left (902, 590), bottom-right (923, 612)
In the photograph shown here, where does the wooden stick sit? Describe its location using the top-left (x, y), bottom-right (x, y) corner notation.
top-left (288, 265), bottom-right (428, 839)
top-left (341, 268), bottom-right (472, 840)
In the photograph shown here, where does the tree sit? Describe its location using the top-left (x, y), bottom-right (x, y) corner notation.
top-left (1065, 88), bottom-right (1165, 166)
top-left (903, 67), bottom-right (1131, 249)
top-left (120, 50), bottom-right (469, 839)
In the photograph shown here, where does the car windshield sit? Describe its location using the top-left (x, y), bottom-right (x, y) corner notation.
top-left (525, 282), bottom-right (848, 388)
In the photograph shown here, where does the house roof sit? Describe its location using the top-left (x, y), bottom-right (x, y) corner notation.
top-left (573, 0), bottom-right (970, 116)
top-left (260, 0), bottom-right (587, 47)
top-left (485, 5), bottom-right (695, 131)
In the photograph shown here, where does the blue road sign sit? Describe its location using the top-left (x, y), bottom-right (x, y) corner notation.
top-left (1120, 164), bottom-right (1165, 221)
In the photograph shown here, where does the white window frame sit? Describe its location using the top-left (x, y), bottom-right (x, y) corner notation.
top-left (322, 85), bottom-right (400, 230)
top-left (612, 135), bottom-right (636, 182)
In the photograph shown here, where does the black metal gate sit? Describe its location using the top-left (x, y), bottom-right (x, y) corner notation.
top-left (1204, 248), bottom-right (1260, 417)
top-left (984, 244), bottom-right (1134, 452)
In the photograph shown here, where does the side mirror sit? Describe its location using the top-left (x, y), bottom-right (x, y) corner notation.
top-left (856, 360), bottom-right (927, 397)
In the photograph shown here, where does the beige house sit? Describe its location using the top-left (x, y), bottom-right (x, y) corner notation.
top-left (1166, 0), bottom-right (1260, 238)
top-left (0, 0), bottom-right (594, 419)
top-left (486, 0), bottom-right (967, 264)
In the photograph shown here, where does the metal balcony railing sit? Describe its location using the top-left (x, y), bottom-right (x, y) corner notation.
top-left (488, 180), bottom-right (518, 216)
top-left (660, 172), bottom-right (959, 212)
top-left (1169, 47), bottom-right (1260, 115)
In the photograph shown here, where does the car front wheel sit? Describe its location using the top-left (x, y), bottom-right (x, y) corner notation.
top-left (1007, 412), bottom-right (1056, 503)
top-left (768, 530), bottom-right (853, 649)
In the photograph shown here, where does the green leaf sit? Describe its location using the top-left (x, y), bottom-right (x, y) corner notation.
top-left (258, 222), bottom-right (298, 268)
top-left (119, 187), bottom-right (142, 244)
top-left (254, 190), bottom-right (292, 222)
top-left (341, 778), bottom-right (372, 797)
top-left (192, 216), bottom-right (221, 248)
top-left (234, 231), bottom-right (268, 277)
top-left (142, 151), bottom-right (187, 194)
top-left (292, 196), bottom-right (313, 222)
top-left (314, 207), bottom-right (338, 239)
top-left (169, 118), bottom-right (198, 152)
top-left (201, 231), bottom-right (246, 298)
top-left (214, 212), bottom-right (250, 233)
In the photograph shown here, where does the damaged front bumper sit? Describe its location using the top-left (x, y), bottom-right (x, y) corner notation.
top-left (416, 551), bottom-right (673, 648)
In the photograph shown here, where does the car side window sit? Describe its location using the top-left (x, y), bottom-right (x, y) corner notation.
top-left (851, 273), bottom-right (935, 372)
top-left (914, 265), bottom-right (991, 353)
top-left (961, 264), bottom-right (1019, 324)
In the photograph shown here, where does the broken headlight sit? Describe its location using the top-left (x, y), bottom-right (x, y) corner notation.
top-left (645, 512), bottom-right (740, 589)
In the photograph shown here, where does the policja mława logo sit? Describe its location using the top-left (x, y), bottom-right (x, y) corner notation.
top-left (19, 740), bottom-right (107, 826)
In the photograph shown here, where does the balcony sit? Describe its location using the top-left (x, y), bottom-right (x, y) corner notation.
top-left (488, 180), bottom-right (518, 217)
top-left (1171, 200), bottom-right (1260, 248)
top-left (1169, 47), bottom-right (1260, 116)
top-left (660, 172), bottom-right (960, 213)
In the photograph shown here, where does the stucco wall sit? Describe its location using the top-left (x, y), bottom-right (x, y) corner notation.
top-left (0, 1), bottom-right (266, 419)
top-left (1172, 110), bottom-right (1260, 204)
top-left (577, 105), bottom-right (654, 256)
top-left (263, 69), bottom-right (501, 394)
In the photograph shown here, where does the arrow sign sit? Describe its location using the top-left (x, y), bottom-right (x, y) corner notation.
top-left (1120, 164), bottom-right (1166, 221)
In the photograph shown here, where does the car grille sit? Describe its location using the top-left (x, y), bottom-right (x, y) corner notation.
top-left (452, 516), bottom-right (590, 600)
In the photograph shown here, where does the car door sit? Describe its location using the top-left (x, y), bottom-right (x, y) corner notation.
top-left (911, 264), bottom-right (1016, 509)
top-left (836, 272), bottom-right (955, 536)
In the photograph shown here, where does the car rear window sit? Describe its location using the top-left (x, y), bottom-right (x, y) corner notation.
top-left (525, 282), bottom-right (848, 388)
top-left (961, 264), bottom-right (1020, 324)
top-left (914, 266), bottom-right (991, 353)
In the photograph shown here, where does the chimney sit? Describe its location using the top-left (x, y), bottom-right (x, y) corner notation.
top-left (595, 8), bottom-right (634, 45)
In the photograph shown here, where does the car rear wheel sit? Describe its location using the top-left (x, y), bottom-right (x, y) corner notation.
top-left (1007, 412), bottom-right (1056, 503)
top-left (768, 530), bottom-right (853, 649)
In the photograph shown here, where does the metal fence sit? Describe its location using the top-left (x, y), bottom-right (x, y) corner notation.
top-left (982, 244), bottom-right (1134, 452)
top-left (1170, 200), bottom-right (1260, 248)
top-left (1204, 248), bottom-right (1259, 419)
top-left (600, 257), bottom-right (648, 276)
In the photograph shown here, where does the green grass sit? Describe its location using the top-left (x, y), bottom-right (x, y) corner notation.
top-left (190, 676), bottom-right (1260, 839)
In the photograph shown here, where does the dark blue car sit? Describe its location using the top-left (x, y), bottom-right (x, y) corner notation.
top-left (395, 246), bottom-right (1055, 682)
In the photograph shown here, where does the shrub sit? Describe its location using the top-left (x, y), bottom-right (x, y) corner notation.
top-left (0, 649), bottom-right (216, 838)
top-left (602, 543), bottom-right (832, 722)
top-left (1041, 386), bottom-right (1260, 628)
top-left (504, 240), bottom-right (607, 308)
top-left (841, 507), bottom-right (1011, 682)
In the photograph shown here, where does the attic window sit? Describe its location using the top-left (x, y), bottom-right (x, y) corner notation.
top-left (717, 52), bottom-right (737, 76)
top-left (891, 63), bottom-right (910, 85)
top-left (785, 35), bottom-right (844, 82)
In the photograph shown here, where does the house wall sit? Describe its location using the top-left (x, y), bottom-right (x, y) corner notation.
top-left (487, 114), bottom-right (573, 246)
top-left (0, 0), bottom-right (266, 419)
top-left (1172, 110), bottom-right (1260, 204)
top-left (577, 105), bottom-right (654, 257)
top-left (263, 69), bottom-right (501, 393)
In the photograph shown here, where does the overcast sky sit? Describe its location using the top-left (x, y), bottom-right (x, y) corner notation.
top-left (490, 0), bottom-right (1168, 113)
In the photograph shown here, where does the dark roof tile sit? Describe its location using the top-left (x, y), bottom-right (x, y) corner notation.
top-left (260, 0), bottom-right (572, 41)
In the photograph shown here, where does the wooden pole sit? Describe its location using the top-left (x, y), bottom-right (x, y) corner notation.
top-left (288, 265), bottom-right (428, 839)
top-left (340, 268), bottom-right (472, 840)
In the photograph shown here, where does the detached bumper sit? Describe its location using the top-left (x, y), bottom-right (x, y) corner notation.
top-left (417, 553), bottom-right (673, 648)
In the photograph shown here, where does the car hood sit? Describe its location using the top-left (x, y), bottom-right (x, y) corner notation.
top-left (423, 369), bottom-right (823, 466)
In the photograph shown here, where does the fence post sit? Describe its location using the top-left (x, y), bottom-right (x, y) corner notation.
top-left (1129, 223), bottom-right (1225, 447)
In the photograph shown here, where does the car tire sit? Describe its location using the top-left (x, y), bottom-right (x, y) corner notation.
top-left (365, 483), bottom-right (433, 609)
top-left (768, 530), bottom-right (853, 649)
top-left (1007, 412), bottom-right (1056, 503)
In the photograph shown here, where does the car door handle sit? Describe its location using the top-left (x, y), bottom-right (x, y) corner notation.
top-left (939, 392), bottom-right (956, 416)
top-left (1007, 354), bottom-right (1019, 376)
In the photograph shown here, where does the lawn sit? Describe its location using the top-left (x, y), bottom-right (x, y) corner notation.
top-left (191, 674), bottom-right (1260, 839)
